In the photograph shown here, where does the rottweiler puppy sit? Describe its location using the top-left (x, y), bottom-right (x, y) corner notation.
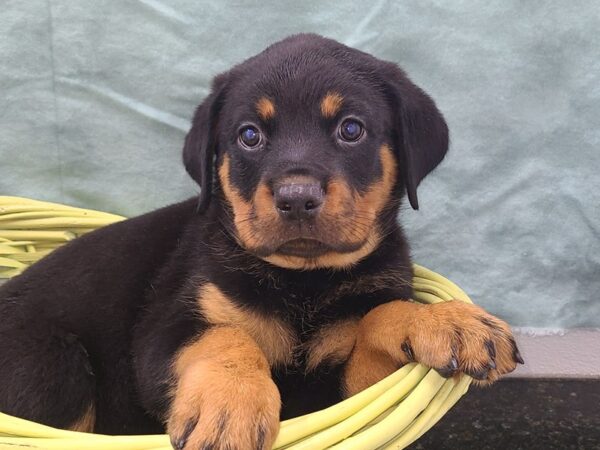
top-left (0, 34), bottom-right (522, 449)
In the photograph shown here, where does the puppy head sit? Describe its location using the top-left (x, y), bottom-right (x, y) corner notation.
top-left (183, 34), bottom-right (448, 270)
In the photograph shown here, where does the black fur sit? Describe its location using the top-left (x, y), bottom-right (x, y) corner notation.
top-left (0, 34), bottom-right (448, 433)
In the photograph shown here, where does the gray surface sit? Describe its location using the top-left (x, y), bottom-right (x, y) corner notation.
top-left (510, 329), bottom-right (600, 378)
top-left (0, 1), bottom-right (599, 327)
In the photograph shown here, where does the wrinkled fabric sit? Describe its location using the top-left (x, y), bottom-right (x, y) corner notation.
top-left (0, 1), bottom-right (598, 327)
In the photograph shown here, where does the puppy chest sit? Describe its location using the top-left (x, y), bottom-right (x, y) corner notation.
top-left (197, 282), bottom-right (359, 370)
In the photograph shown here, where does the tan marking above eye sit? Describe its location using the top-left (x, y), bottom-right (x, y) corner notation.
top-left (320, 91), bottom-right (344, 118)
top-left (256, 97), bottom-right (275, 121)
top-left (197, 283), bottom-right (297, 367)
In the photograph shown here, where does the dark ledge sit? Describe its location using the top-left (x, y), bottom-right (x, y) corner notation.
top-left (411, 379), bottom-right (600, 450)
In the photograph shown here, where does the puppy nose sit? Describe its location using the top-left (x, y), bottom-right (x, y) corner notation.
top-left (274, 182), bottom-right (324, 220)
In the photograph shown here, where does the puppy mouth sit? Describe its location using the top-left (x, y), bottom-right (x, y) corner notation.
top-left (275, 238), bottom-right (332, 257)
top-left (242, 219), bottom-right (371, 259)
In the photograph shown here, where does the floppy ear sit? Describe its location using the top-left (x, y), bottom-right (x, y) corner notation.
top-left (183, 73), bottom-right (229, 212)
top-left (382, 64), bottom-right (449, 210)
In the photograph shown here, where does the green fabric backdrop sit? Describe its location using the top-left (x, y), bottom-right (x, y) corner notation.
top-left (1, 0), bottom-right (599, 327)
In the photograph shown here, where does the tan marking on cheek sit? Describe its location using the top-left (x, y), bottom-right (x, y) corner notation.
top-left (354, 144), bottom-right (397, 221)
top-left (219, 155), bottom-right (280, 250)
top-left (218, 155), bottom-right (252, 220)
top-left (321, 177), bottom-right (374, 248)
top-left (253, 182), bottom-right (277, 222)
top-left (198, 283), bottom-right (297, 367)
top-left (218, 155), bottom-right (260, 249)
top-left (305, 318), bottom-right (360, 371)
top-left (320, 91), bottom-right (344, 118)
top-left (66, 403), bottom-right (96, 432)
top-left (323, 144), bottom-right (396, 228)
top-left (324, 178), bottom-right (354, 217)
top-left (256, 97), bottom-right (275, 121)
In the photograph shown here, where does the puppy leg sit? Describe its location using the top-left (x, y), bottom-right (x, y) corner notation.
top-left (167, 326), bottom-right (280, 450)
top-left (344, 300), bottom-right (523, 396)
top-left (0, 319), bottom-right (96, 431)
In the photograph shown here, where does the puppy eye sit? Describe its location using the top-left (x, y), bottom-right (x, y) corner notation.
top-left (338, 119), bottom-right (364, 142)
top-left (239, 126), bottom-right (262, 149)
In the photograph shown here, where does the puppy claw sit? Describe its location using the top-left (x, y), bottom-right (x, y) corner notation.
top-left (255, 424), bottom-right (266, 450)
top-left (514, 348), bottom-right (525, 364)
top-left (450, 356), bottom-right (459, 370)
top-left (401, 341), bottom-right (414, 361)
top-left (436, 356), bottom-right (459, 378)
top-left (485, 340), bottom-right (496, 359)
top-left (509, 337), bottom-right (525, 364)
top-left (484, 341), bottom-right (497, 369)
top-left (171, 418), bottom-right (196, 450)
top-left (466, 367), bottom-right (489, 380)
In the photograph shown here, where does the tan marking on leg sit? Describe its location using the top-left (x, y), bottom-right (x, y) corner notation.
top-left (320, 91), bottom-right (344, 118)
top-left (198, 283), bottom-right (296, 367)
top-left (304, 318), bottom-right (359, 371)
top-left (344, 300), bottom-right (520, 396)
top-left (168, 326), bottom-right (280, 450)
top-left (343, 347), bottom-right (398, 398)
top-left (256, 97), bottom-right (275, 121)
top-left (66, 403), bottom-right (96, 432)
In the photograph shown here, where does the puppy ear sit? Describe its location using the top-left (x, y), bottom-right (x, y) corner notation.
top-left (183, 73), bottom-right (229, 212)
top-left (382, 64), bottom-right (449, 210)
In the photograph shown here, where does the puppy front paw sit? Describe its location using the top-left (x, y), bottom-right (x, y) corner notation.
top-left (401, 301), bottom-right (524, 384)
top-left (167, 358), bottom-right (280, 450)
top-left (167, 327), bottom-right (281, 450)
top-left (345, 300), bottom-right (523, 394)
